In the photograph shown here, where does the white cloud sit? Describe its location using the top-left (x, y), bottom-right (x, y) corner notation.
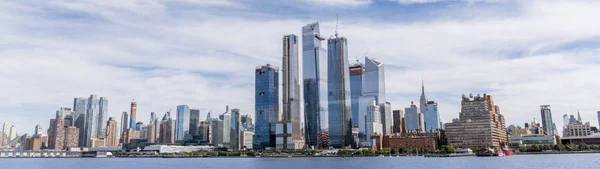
top-left (298, 0), bottom-right (372, 6)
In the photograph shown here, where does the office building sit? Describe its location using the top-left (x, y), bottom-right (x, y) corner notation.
top-left (404, 102), bottom-right (421, 131)
top-left (241, 130), bottom-right (254, 150)
top-left (72, 97), bottom-right (87, 147)
top-left (176, 105), bottom-right (190, 141)
top-left (26, 136), bottom-right (42, 151)
top-left (424, 101), bottom-right (441, 131)
top-left (277, 34), bottom-right (305, 150)
top-left (241, 114), bottom-right (254, 130)
top-left (419, 81), bottom-right (427, 132)
top-left (393, 110), bottom-right (404, 134)
top-left (147, 122), bottom-right (155, 143)
top-left (79, 95), bottom-right (108, 147)
top-left (540, 105), bottom-right (554, 135)
top-left (64, 126), bottom-right (79, 149)
top-left (89, 138), bottom-right (106, 148)
top-left (365, 100), bottom-right (382, 143)
top-left (564, 122), bottom-right (592, 137)
top-left (159, 112), bottom-right (175, 144)
top-left (120, 111), bottom-right (128, 144)
top-left (350, 63), bottom-right (364, 130)
top-left (379, 102), bottom-right (392, 135)
top-left (129, 101), bottom-right (137, 130)
top-left (231, 108), bottom-right (241, 150)
top-left (302, 22), bottom-right (328, 148)
top-left (445, 94), bottom-right (508, 149)
top-left (254, 64), bottom-right (279, 149)
top-left (211, 119), bottom-right (224, 147)
top-left (327, 34), bottom-right (352, 148)
top-left (598, 111), bottom-right (600, 128)
top-left (105, 117), bottom-right (118, 146)
top-left (198, 121), bottom-right (211, 144)
top-left (48, 112), bottom-right (65, 150)
top-left (190, 109), bottom-right (200, 138)
top-left (219, 106), bottom-right (231, 148)
top-left (123, 128), bottom-right (140, 145)
top-left (34, 124), bottom-right (43, 136)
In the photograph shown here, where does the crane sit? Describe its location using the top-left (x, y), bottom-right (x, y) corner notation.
top-left (355, 52), bottom-right (368, 64)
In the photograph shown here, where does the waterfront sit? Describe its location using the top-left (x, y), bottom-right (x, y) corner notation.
top-left (1, 154), bottom-right (599, 169)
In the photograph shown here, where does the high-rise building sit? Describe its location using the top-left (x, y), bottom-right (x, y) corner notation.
top-left (26, 136), bottom-right (42, 151)
top-left (277, 34), bottom-right (305, 150)
top-left (379, 102), bottom-right (392, 135)
top-left (176, 105), bottom-right (191, 141)
top-left (219, 106), bottom-right (231, 148)
top-left (241, 114), bottom-right (254, 130)
top-left (159, 112), bottom-right (175, 144)
top-left (34, 124), bottom-right (43, 136)
top-left (540, 105), bottom-right (554, 135)
top-left (302, 22), bottom-right (328, 148)
top-left (241, 130), bottom-right (254, 150)
top-left (254, 64), bottom-right (279, 149)
top-left (72, 97), bottom-right (87, 147)
top-left (123, 128), bottom-right (140, 145)
top-left (105, 117), bottom-right (118, 146)
top-left (129, 101), bottom-right (137, 130)
top-left (419, 80), bottom-right (427, 132)
top-left (230, 108), bottom-right (241, 150)
top-left (147, 122), bottom-right (155, 143)
top-left (82, 95), bottom-right (108, 147)
top-left (424, 101), bottom-right (441, 131)
top-left (404, 102), bottom-right (420, 131)
top-left (9, 125), bottom-right (17, 141)
top-left (198, 121), bottom-right (211, 143)
top-left (563, 114), bottom-right (569, 128)
top-left (151, 112), bottom-right (160, 143)
top-left (392, 110), bottom-right (404, 133)
top-left (2, 123), bottom-right (10, 146)
top-left (190, 109), bottom-right (200, 138)
top-left (349, 63), bottom-right (364, 130)
top-left (64, 126), bottom-right (79, 149)
top-left (211, 119), bottom-right (224, 147)
top-left (363, 57), bottom-right (386, 104)
top-left (120, 111), bottom-right (128, 144)
top-left (445, 94), bottom-right (508, 149)
top-left (597, 111), bottom-right (600, 128)
top-left (327, 35), bottom-right (352, 148)
top-left (48, 112), bottom-right (65, 150)
top-left (365, 100), bottom-right (382, 143)
top-left (62, 108), bottom-right (74, 127)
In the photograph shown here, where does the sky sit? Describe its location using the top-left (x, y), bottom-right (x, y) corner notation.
top-left (2, 0), bottom-right (600, 136)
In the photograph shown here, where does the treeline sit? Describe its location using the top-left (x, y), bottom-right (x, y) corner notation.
top-left (518, 144), bottom-right (600, 152)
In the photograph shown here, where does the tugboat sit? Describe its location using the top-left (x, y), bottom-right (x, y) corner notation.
top-left (501, 147), bottom-right (513, 156)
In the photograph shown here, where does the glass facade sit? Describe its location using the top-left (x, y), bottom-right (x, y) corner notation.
top-left (540, 105), bottom-right (554, 135)
top-left (190, 109), bottom-right (200, 138)
top-left (349, 64), bottom-right (363, 128)
top-left (404, 103), bottom-right (420, 131)
top-left (176, 105), bottom-right (190, 141)
top-left (327, 36), bottom-right (352, 148)
top-left (302, 22), bottom-right (328, 147)
top-left (362, 57), bottom-right (386, 104)
top-left (253, 64), bottom-right (279, 149)
top-left (73, 97), bottom-right (88, 147)
top-left (424, 101), bottom-right (440, 131)
top-left (230, 108), bottom-right (241, 150)
top-left (279, 34), bottom-right (304, 149)
top-left (83, 94), bottom-right (108, 147)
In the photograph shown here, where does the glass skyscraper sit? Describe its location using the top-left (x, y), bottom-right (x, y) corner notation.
top-left (82, 94), bottom-right (108, 147)
top-left (327, 36), bottom-right (352, 148)
top-left (176, 105), bottom-right (190, 141)
top-left (129, 102), bottom-right (137, 130)
top-left (73, 97), bottom-right (88, 147)
top-left (230, 108), bottom-right (241, 150)
top-left (424, 101), bottom-right (441, 131)
top-left (253, 64), bottom-right (279, 149)
top-left (278, 34), bottom-right (304, 149)
top-left (404, 102), bottom-right (420, 131)
top-left (190, 109), bottom-right (200, 138)
top-left (540, 105), bottom-right (554, 135)
top-left (349, 63), bottom-right (364, 128)
top-left (302, 22), bottom-right (328, 148)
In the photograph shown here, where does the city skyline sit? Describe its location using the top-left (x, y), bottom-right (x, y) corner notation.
top-left (2, 0), bottom-right (600, 138)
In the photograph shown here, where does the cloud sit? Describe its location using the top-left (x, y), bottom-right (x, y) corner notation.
top-left (298, 0), bottom-right (372, 6)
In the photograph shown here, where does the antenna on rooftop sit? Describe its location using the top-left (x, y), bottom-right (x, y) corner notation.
top-left (335, 14), bottom-right (339, 38)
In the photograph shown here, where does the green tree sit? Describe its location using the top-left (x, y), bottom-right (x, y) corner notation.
top-left (543, 144), bottom-right (552, 151)
top-left (530, 145), bottom-right (540, 152)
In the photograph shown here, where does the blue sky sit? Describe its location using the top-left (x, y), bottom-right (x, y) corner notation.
top-left (2, 0), bottom-right (600, 136)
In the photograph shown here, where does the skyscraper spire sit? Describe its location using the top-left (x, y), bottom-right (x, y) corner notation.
top-left (335, 14), bottom-right (339, 38)
top-left (577, 111), bottom-right (582, 123)
top-left (421, 78), bottom-right (425, 96)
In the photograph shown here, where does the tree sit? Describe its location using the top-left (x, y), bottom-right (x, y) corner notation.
top-left (530, 145), bottom-right (540, 152)
top-left (543, 144), bottom-right (552, 151)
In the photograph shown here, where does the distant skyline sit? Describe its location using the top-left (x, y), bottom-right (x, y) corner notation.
top-left (2, 0), bottom-right (600, 136)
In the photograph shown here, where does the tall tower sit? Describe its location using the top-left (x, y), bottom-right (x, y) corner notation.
top-left (120, 111), bottom-right (128, 144)
top-left (278, 34), bottom-right (304, 150)
top-left (419, 80), bottom-right (427, 130)
top-left (253, 64), bottom-right (279, 150)
top-left (327, 34), bottom-right (352, 148)
top-left (176, 105), bottom-right (191, 141)
top-left (105, 117), bottom-right (118, 146)
top-left (72, 97), bottom-right (88, 147)
top-left (349, 63), bottom-right (364, 129)
top-left (540, 105), bottom-right (554, 135)
top-left (129, 101), bottom-right (137, 130)
top-left (302, 22), bottom-right (328, 148)
top-left (34, 124), bottom-right (43, 136)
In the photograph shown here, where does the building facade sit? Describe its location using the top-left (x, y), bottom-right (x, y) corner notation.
top-left (64, 126), bottom-right (79, 149)
top-left (327, 36), bottom-right (352, 148)
top-left (349, 63), bottom-right (364, 129)
top-left (302, 22), bottom-right (328, 148)
top-left (190, 109), bottom-right (200, 139)
top-left (129, 102), bottom-right (137, 130)
top-left (540, 105), bottom-right (554, 135)
top-left (277, 34), bottom-right (305, 150)
top-left (424, 101), bottom-right (441, 131)
top-left (393, 110), bottom-right (404, 134)
top-left (231, 108), bottom-right (241, 150)
top-left (159, 113), bottom-right (175, 144)
top-left (445, 94), bottom-right (508, 149)
top-left (253, 64), bottom-right (279, 149)
top-left (419, 81), bottom-right (427, 132)
top-left (379, 102), bottom-right (392, 135)
top-left (105, 117), bottom-right (118, 146)
top-left (120, 111), bottom-right (128, 144)
top-left (404, 102), bottom-right (420, 131)
top-left (81, 95), bottom-right (108, 147)
top-left (176, 105), bottom-right (190, 141)
top-left (365, 100), bottom-right (382, 144)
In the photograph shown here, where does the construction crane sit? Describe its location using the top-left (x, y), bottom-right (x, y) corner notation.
top-left (355, 52), bottom-right (368, 64)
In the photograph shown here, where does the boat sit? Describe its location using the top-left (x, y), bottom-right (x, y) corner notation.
top-left (501, 147), bottom-right (513, 156)
top-left (475, 148), bottom-right (496, 157)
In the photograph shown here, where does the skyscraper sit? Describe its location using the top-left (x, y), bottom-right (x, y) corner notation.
top-left (64, 126), bottom-right (79, 149)
top-left (277, 34), bottom-right (305, 150)
top-left (231, 108), bottom-right (241, 150)
top-left (83, 95), bottom-right (108, 147)
top-left (48, 111), bottom-right (65, 150)
top-left (159, 112), bottom-right (175, 144)
top-left (220, 106), bottom-right (231, 148)
top-left (151, 112), bottom-right (159, 143)
top-left (190, 109), bottom-right (200, 138)
top-left (445, 94), bottom-right (508, 149)
top-left (379, 102), bottom-right (392, 135)
top-left (349, 63), bottom-right (364, 129)
top-left (392, 110), bottom-right (404, 133)
top-left (34, 124), bottom-right (43, 136)
top-left (120, 111), bottom-right (128, 144)
top-left (72, 97), bottom-right (87, 147)
top-left (540, 105), bottom-right (554, 135)
top-left (105, 117), bottom-right (118, 146)
top-left (327, 34), bottom-right (352, 148)
top-left (147, 122), bottom-right (155, 143)
top-left (419, 80), bottom-right (427, 132)
top-left (424, 101), bottom-right (441, 131)
top-left (597, 111), bottom-right (600, 128)
top-left (365, 100), bottom-right (382, 143)
top-left (404, 102), bottom-right (420, 131)
top-left (254, 64), bottom-right (279, 149)
top-left (129, 101), bottom-right (137, 130)
top-left (176, 105), bottom-right (190, 141)
top-left (302, 22), bottom-right (328, 148)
